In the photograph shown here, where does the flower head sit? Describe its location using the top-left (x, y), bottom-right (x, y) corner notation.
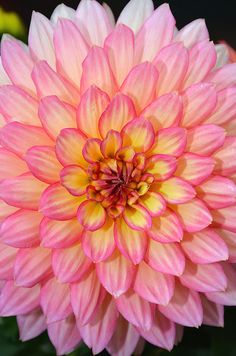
top-left (0, 0), bottom-right (236, 354)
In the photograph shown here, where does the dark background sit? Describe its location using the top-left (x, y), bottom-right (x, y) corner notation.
top-left (0, 0), bottom-right (236, 355)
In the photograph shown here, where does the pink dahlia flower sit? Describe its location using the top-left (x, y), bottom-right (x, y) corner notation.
top-left (0, 0), bottom-right (236, 354)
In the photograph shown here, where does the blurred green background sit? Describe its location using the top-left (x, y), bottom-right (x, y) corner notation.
top-left (0, 0), bottom-right (236, 355)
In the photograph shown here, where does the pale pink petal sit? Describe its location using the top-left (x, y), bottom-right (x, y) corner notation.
top-left (79, 295), bottom-right (118, 354)
top-left (96, 250), bottom-right (136, 297)
top-left (80, 46), bottom-right (117, 97)
top-left (181, 83), bottom-right (217, 128)
top-left (205, 63), bottom-right (236, 91)
top-left (138, 310), bottom-right (175, 351)
top-left (104, 24), bottom-right (134, 86)
top-left (181, 228), bottom-right (229, 264)
top-left (40, 277), bottom-right (72, 323)
top-left (103, 3), bottom-right (115, 26)
top-left (215, 43), bottom-right (229, 68)
top-left (38, 95), bottom-right (77, 140)
top-left (25, 146), bottom-right (62, 184)
top-left (174, 199), bottom-right (212, 232)
top-left (114, 218), bottom-right (148, 264)
top-left (0, 57), bottom-right (10, 84)
top-left (82, 218), bottom-right (115, 262)
top-left (120, 62), bottom-right (158, 112)
top-left (148, 208), bottom-right (183, 243)
top-left (116, 290), bottom-right (155, 330)
top-left (134, 261), bottom-right (174, 305)
top-left (17, 308), bottom-right (47, 341)
top-left (213, 137), bottom-right (236, 176)
top-left (200, 295), bottom-right (224, 327)
top-left (48, 315), bottom-right (81, 356)
top-left (99, 93), bottom-right (136, 138)
top-left (135, 4), bottom-right (175, 62)
top-left (215, 228), bottom-right (236, 263)
top-left (0, 209), bottom-right (41, 248)
top-left (54, 19), bottom-right (88, 87)
top-left (14, 247), bottom-right (51, 287)
top-left (71, 269), bottom-right (106, 325)
top-left (186, 124), bottom-right (226, 156)
top-left (153, 42), bottom-right (188, 95)
top-left (0, 122), bottom-right (53, 157)
top-left (40, 217), bottom-right (83, 248)
top-left (77, 86), bottom-right (109, 138)
top-left (77, 200), bottom-right (106, 231)
top-left (141, 93), bottom-right (183, 131)
top-left (40, 183), bottom-right (84, 220)
top-left (29, 11), bottom-right (56, 69)
top-left (159, 281), bottom-right (203, 327)
top-left (0, 148), bottom-right (27, 180)
top-left (145, 239), bottom-right (185, 276)
top-left (175, 19), bottom-right (209, 48)
top-left (0, 85), bottom-right (39, 126)
top-left (0, 281), bottom-right (40, 316)
top-left (175, 153), bottom-right (214, 185)
top-left (212, 206), bottom-right (236, 232)
top-left (158, 177), bottom-right (196, 204)
top-left (150, 127), bottom-right (187, 157)
top-left (0, 173), bottom-right (48, 210)
top-left (51, 4), bottom-right (76, 23)
top-left (0, 243), bottom-right (18, 280)
top-left (0, 200), bottom-right (18, 223)
top-left (117, 0), bottom-right (154, 33)
top-left (76, 0), bottom-right (113, 46)
top-left (183, 40), bottom-right (216, 88)
top-left (52, 243), bottom-right (92, 283)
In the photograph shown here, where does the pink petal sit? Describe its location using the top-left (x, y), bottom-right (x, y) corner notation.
top-left (175, 153), bottom-right (214, 185)
top-left (38, 95), bottom-right (77, 140)
top-left (82, 217), bottom-right (115, 262)
top-left (146, 154), bottom-right (177, 181)
top-left (0, 121), bottom-right (53, 157)
top-left (135, 4), bottom-right (175, 62)
top-left (99, 93), bottom-right (136, 138)
top-left (159, 281), bottom-right (203, 327)
top-left (32, 60), bottom-right (80, 105)
top-left (40, 217), bottom-right (83, 248)
top-left (116, 290), bottom-right (155, 330)
top-left (0, 173), bottom-right (48, 210)
top-left (14, 247), bottom-right (51, 287)
top-left (114, 218), bottom-right (148, 264)
top-left (158, 177), bottom-right (196, 204)
top-left (183, 40), bottom-right (216, 88)
top-left (79, 295), bottom-right (118, 354)
top-left (52, 243), bottom-right (92, 283)
top-left (175, 19), bottom-right (209, 48)
top-left (180, 260), bottom-right (227, 292)
top-left (123, 204), bottom-right (152, 231)
top-left (0, 85), bottom-right (39, 126)
top-left (117, 0), bottom-right (154, 33)
top-left (48, 315), bottom-right (81, 356)
top-left (145, 239), bottom-right (185, 276)
top-left (80, 46), bottom-right (117, 97)
top-left (96, 250), bottom-right (136, 297)
top-left (205, 63), bottom-right (236, 91)
top-left (0, 243), bottom-right (18, 280)
top-left (213, 137), bottom-right (236, 176)
top-left (103, 3), bottom-right (115, 26)
top-left (120, 62), bottom-right (158, 112)
top-left (139, 191), bottom-right (166, 217)
top-left (82, 138), bottom-right (103, 163)
top-left (151, 127), bottom-right (187, 157)
top-left (100, 130), bottom-right (122, 158)
top-left (134, 261), bottom-right (175, 305)
top-left (51, 4), bottom-right (75, 23)
top-left (54, 19), bottom-right (88, 87)
top-left (181, 228), bottom-right (229, 264)
top-left (216, 228), bottom-right (236, 263)
top-left (104, 24), bottom-right (134, 86)
top-left (17, 308), bottom-right (46, 341)
top-left (201, 295), bottom-right (224, 327)
top-left (1, 35), bottom-right (36, 94)
top-left (71, 269), bottom-right (106, 326)
top-left (212, 205), bottom-right (236, 232)
top-left (0, 148), bottom-right (27, 180)
top-left (0, 281), bottom-right (40, 316)
top-left (0, 209), bottom-right (41, 248)
top-left (138, 310), bottom-right (176, 351)
top-left (39, 183), bottom-right (84, 220)
top-left (77, 86), bottom-right (109, 138)
top-left (40, 277), bottom-right (72, 323)
top-left (60, 165), bottom-right (89, 196)
top-left (25, 146), bottom-right (62, 184)
top-left (29, 11), bottom-right (56, 69)
top-left (181, 83), bottom-right (217, 128)
top-left (153, 42), bottom-right (188, 95)
top-left (77, 200), bottom-right (106, 231)
top-left (0, 200), bottom-right (18, 223)
top-left (121, 117), bottom-right (155, 152)
top-left (186, 124), bottom-right (226, 156)
top-left (141, 92), bottom-right (183, 131)
top-left (76, 0), bottom-right (113, 46)
top-left (174, 198), bottom-right (212, 232)
top-left (148, 208), bottom-right (183, 243)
